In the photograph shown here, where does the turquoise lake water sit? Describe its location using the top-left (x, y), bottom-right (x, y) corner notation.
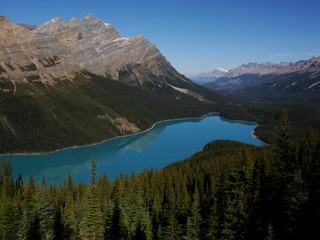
top-left (1, 114), bottom-right (264, 185)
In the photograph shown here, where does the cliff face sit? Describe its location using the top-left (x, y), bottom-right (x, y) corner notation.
top-left (34, 14), bottom-right (193, 91)
top-left (1, 14), bottom-right (202, 98)
top-left (0, 16), bottom-right (83, 87)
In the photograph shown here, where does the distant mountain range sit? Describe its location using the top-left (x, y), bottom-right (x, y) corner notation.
top-left (0, 14), bottom-right (227, 153)
top-left (203, 57), bottom-right (320, 103)
top-left (187, 67), bottom-right (228, 84)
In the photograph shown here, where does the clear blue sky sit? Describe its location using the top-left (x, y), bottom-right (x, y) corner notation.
top-left (2, 0), bottom-right (320, 74)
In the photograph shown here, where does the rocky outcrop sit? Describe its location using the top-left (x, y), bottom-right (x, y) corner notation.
top-left (18, 24), bottom-right (38, 31)
top-left (34, 14), bottom-right (195, 91)
top-left (0, 16), bottom-right (83, 86)
top-left (98, 115), bottom-right (140, 134)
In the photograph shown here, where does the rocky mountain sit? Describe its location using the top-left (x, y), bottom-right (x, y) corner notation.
top-left (0, 16), bottom-right (83, 86)
top-left (18, 23), bottom-right (37, 30)
top-left (205, 58), bottom-right (320, 89)
top-left (32, 14), bottom-right (205, 96)
top-left (203, 57), bottom-right (320, 103)
top-left (1, 14), bottom-right (214, 101)
top-left (188, 67), bottom-right (228, 84)
top-left (0, 15), bottom-right (228, 154)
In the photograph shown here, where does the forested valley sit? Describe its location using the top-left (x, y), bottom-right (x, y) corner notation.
top-left (0, 111), bottom-right (319, 240)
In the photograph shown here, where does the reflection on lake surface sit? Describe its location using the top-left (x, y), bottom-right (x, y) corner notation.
top-left (1, 114), bottom-right (264, 185)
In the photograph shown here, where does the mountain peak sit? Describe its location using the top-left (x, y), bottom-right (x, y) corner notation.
top-left (69, 17), bottom-right (78, 23)
top-left (207, 56), bottom-right (320, 94)
top-left (50, 16), bottom-right (65, 23)
top-left (43, 16), bottom-right (67, 27)
top-left (0, 15), bottom-right (34, 45)
top-left (80, 14), bottom-right (104, 25)
top-left (0, 15), bottom-right (10, 22)
top-left (75, 14), bottom-right (114, 33)
top-left (83, 14), bottom-right (98, 20)
top-left (35, 16), bottom-right (67, 34)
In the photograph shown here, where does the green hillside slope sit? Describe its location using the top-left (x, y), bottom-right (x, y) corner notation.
top-left (0, 72), bottom-right (219, 154)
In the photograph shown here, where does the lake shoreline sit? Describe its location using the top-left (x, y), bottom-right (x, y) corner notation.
top-left (219, 116), bottom-right (268, 146)
top-left (251, 128), bottom-right (269, 146)
top-left (0, 111), bottom-right (264, 157)
top-left (0, 112), bottom-right (216, 156)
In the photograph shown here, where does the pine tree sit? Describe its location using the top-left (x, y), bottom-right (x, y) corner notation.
top-left (161, 205), bottom-right (183, 240)
top-left (272, 110), bottom-right (304, 239)
top-left (98, 172), bottom-right (113, 239)
top-left (274, 109), bottom-right (294, 173)
top-left (184, 189), bottom-right (202, 240)
top-left (109, 177), bottom-right (123, 238)
top-left (61, 173), bottom-right (80, 239)
top-left (303, 134), bottom-right (320, 239)
top-left (62, 199), bottom-right (79, 240)
top-left (205, 171), bottom-right (227, 240)
top-left (176, 183), bottom-right (190, 221)
top-left (282, 171), bottom-right (308, 239)
top-left (0, 200), bottom-right (20, 239)
top-left (18, 174), bottom-right (41, 240)
top-left (295, 133), bottom-right (317, 238)
top-left (79, 157), bottom-right (105, 239)
top-left (18, 210), bottom-right (40, 240)
top-left (115, 178), bottom-right (153, 240)
top-left (36, 179), bottom-right (57, 240)
top-left (221, 151), bottom-right (253, 240)
top-left (265, 222), bottom-right (273, 240)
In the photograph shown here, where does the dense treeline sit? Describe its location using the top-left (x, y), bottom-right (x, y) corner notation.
top-left (0, 111), bottom-right (320, 239)
top-left (2, 71), bottom-right (320, 154)
top-left (236, 97), bottom-right (320, 144)
top-left (0, 73), bottom-right (217, 154)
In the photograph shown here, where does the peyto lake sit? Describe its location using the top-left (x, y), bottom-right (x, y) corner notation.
top-left (1, 114), bottom-right (264, 185)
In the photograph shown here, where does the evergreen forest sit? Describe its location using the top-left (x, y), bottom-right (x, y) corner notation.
top-left (0, 111), bottom-right (319, 240)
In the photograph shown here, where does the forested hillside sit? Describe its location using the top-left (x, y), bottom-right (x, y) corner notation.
top-left (0, 111), bottom-right (319, 240)
top-left (0, 72), bottom-right (221, 154)
top-left (1, 15), bottom-right (233, 155)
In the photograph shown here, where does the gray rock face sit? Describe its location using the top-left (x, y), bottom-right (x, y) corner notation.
top-left (34, 17), bottom-right (68, 34)
top-left (0, 16), bottom-right (83, 85)
top-left (34, 14), bottom-right (193, 90)
top-left (224, 58), bottom-right (320, 78)
top-left (211, 57), bottom-right (320, 89)
top-left (18, 24), bottom-right (37, 31)
top-left (1, 14), bottom-right (207, 100)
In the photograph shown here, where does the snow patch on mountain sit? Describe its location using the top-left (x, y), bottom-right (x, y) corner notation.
top-left (216, 67), bottom-right (229, 73)
top-left (187, 67), bottom-right (229, 83)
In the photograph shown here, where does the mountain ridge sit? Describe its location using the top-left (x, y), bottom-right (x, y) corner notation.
top-left (203, 57), bottom-right (320, 103)
top-left (206, 57), bottom-right (320, 89)
top-left (1, 14), bottom-right (213, 101)
top-left (34, 14), bottom-right (202, 96)
top-left (0, 16), bottom-right (83, 86)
